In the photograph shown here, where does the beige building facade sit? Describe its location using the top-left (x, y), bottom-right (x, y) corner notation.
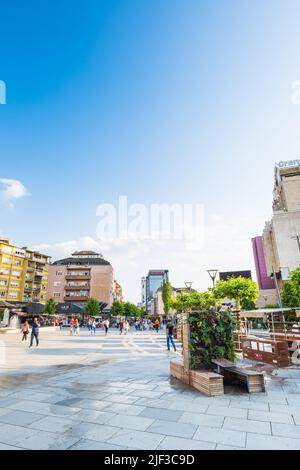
top-left (263, 161), bottom-right (300, 290)
top-left (47, 251), bottom-right (117, 308)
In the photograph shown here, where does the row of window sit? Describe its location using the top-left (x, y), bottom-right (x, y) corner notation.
top-left (1, 258), bottom-right (22, 266)
top-left (0, 280), bottom-right (19, 287)
top-left (0, 291), bottom-right (18, 298)
top-left (0, 269), bottom-right (21, 277)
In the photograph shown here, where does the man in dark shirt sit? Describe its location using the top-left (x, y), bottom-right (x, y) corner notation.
top-left (30, 318), bottom-right (40, 347)
top-left (166, 320), bottom-right (176, 351)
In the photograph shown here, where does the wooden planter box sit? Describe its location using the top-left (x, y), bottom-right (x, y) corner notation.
top-left (189, 370), bottom-right (224, 396)
top-left (170, 360), bottom-right (224, 396)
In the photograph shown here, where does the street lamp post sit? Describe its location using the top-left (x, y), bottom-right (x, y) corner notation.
top-left (184, 281), bottom-right (193, 293)
top-left (207, 269), bottom-right (218, 288)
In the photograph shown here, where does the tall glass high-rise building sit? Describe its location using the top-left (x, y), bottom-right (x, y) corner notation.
top-left (145, 270), bottom-right (169, 313)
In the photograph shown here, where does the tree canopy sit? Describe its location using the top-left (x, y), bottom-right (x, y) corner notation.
top-left (84, 298), bottom-right (100, 317)
top-left (44, 298), bottom-right (57, 315)
top-left (214, 277), bottom-right (259, 311)
top-left (282, 267), bottom-right (300, 308)
top-left (170, 290), bottom-right (216, 311)
top-left (161, 281), bottom-right (173, 314)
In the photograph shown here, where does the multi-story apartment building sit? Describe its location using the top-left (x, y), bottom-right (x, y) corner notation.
top-left (47, 250), bottom-right (115, 307)
top-left (263, 161), bottom-right (300, 291)
top-left (0, 238), bottom-right (50, 303)
top-left (141, 277), bottom-right (146, 306)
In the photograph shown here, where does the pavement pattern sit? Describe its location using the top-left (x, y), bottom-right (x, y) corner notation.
top-left (0, 328), bottom-right (300, 450)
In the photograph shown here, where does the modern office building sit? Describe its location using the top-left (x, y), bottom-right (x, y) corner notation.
top-left (141, 277), bottom-right (146, 306)
top-left (0, 238), bottom-right (50, 303)
top-left (47, 250), bottom-right (118, 308)
top-left (263, 161), bottom-right (300, 291)
top-left (145, 269), bottom-right (169, 313)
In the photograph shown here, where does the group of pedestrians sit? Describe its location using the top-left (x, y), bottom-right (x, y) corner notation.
top-left (118, 319), bottom-right (130, 334)
top-left (20, 318), bottom-right (40, 347)
top-left (69, 318), bottom-right (80, 336)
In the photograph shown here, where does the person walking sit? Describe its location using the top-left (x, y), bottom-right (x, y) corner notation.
top-left (103, 318), bottom-right (109, 335)
top-left (166, 320), bottom-right (176, 351)
top-left (88, 318), bottom-right (92, 332)
top-left (74, 318), bottom-right (79, 336)
top-left (29, 318), bottom-right (40, 348)
top-left (20, 320), bottom-right (29, 342)
top-left (69, 317), bottom-right (74, 336)
top-left (91, 319), bottom-right (96, 335)
top-left (119, 319), bottom-right (124, 335)
top-left (154, 318), bottom-right (160, 333)
top-left (124, 319), bottom-right (130, 335)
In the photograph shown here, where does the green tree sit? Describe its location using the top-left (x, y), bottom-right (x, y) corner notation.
top-left (214, 277), bottom-right (259, 311)
top-left (282, 268), bottom-right (300, 307)
top-left (44, 298), bottom-right (57, 315)
top-left (161, 281), bottom-right (173, 314)
top-left (84, 298), bottom-right (100, 317)
top-left (123, 302), bottom-right (141, 317)
top-left (110, 300), bottom-right (125, 316)
top-left (170, 290), bottom-right (217, 312)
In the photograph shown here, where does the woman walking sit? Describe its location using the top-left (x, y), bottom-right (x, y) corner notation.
top-left (20, 320), bottom-right (29, 342)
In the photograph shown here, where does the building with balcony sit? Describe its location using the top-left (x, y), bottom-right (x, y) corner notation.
top-left (262, 161), bottom-right (300, 292)
top-left (0, 238), bottom-right (50, 303)
top-left (47, 250), bottom-right (115, 307)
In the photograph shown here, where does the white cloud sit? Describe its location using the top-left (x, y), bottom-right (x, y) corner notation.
top-left (33, 219), bottom-right (257, 304)
top-left (0, 178), bottom-right (30, 207)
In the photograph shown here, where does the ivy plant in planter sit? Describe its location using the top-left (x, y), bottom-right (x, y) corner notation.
top-left (189, 310), bottom-right (236, 369)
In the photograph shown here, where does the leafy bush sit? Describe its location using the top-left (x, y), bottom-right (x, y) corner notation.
top-left (189, 310), bottom-right (236, 369)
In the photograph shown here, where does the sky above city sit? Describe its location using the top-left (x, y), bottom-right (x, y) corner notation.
top-left (1, 0), bottom-right (300, 302)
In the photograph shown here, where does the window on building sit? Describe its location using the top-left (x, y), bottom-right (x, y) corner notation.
top-left (0, 291), bottom-right (6, 297)
top-left (2, 257), bottom-right (10, 264)
top-left (56, 271), bottom-right (63, 276)
top-left (53, 292), bottom-right (60, 297)
top-left (11, 271), bottom-right (21, 277)
top-left (54, 281), bottom-right (62, 287)
top-left (14, 260), bottom-right (22, 266)
top-left (0, 280), bottom-right (7, 286)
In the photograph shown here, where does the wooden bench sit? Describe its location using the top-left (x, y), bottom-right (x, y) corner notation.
top-left (212, 359), bottom-right (265, 393)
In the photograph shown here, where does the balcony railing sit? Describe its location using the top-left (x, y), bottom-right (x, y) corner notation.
top-left (64, 296), bottom-right (89, 302)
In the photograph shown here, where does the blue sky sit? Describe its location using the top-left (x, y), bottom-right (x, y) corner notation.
top-left (1, 0), bottom-right (300, 301)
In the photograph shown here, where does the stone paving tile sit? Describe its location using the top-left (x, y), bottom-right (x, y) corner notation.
top-left (8, 400), bottom-right (82, 417)
top-left (104, 403), bottom-right (145, 416)
top-left (70, 439), bottom-right (127, 450)
top-left (193, 425), bottom-right (246, 448)
top-left (195, 397), bottom-right (231, 407)
top-left (65, 421), bottom-right (99, 438)
top-left (0, 410), bottom-right (45, 427)
top-left (0, 423), bottom-right (40, 447)
top-left (28, 415), bottom-right (76, 434)
top-left (16, 430), bottom-right (79, 450)
top-left (103, 394), bottom-right (140, 405)
top-left (228, 400), bottom-right (269, 411)
top-left (128, 390), bottom-right (164, 399)
top-left (82, 424), bottom-right (120, 442)
top-left (168, 401), bottom-right (208, 413)
top-left (223, 417), bottom-right (271, 435)
top-left (146, 419), bottom-right (198, 439)
top-left (135, 398), bottom-right (171, 409)
top-left (106, 429), bottom-right (164, 450)
top-left (139, 407), bottom-right (183, 422)
top-left (9, 390), bottom-right (54, 402)
top-left (271, 422), bottom-right (300, 439)
top-left (248, 409), bottom-right (294, 424)
top-left (126, 383), bottom-right (157, 391)
top-left (157, 436), bottom-right (215, 450)
top-left (206, 405), bottom-right (247, 419)
top-left (0, 408), bottom-right (11, 417)
top-left (179, 412), bottom-right (224, 428)
top-left (106, 414), bottom-right (154, 431)
top-left (69, 409), bottom-right (116, 424)
top-left (65, 398), bottom-right (108, 411)
top-left (246, 432), bottom-right (300, 450)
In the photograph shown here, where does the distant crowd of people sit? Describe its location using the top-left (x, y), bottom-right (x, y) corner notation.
top-left (19, 315), bottom-right (178, 352)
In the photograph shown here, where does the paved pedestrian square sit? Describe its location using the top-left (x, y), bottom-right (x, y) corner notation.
top-left (0, 327), bottom-right (300, 449)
